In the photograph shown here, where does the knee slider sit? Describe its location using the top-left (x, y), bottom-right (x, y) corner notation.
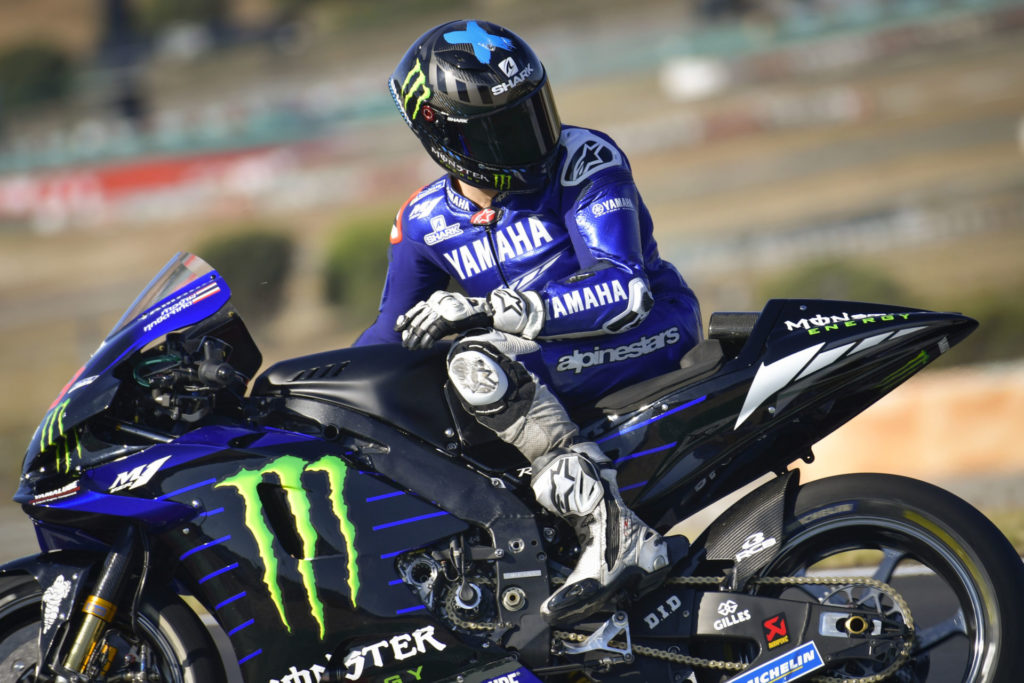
top-left (447, 339), bottom-right (535, 426)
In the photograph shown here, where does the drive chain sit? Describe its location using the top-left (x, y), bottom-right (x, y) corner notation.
top-left (553, 574), bottom-right (915, 683)
top-left (444, 581), bottom-right (513, 632)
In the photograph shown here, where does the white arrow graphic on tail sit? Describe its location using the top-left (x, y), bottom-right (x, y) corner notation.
top-left (735, 343), bottom-right (824, 429)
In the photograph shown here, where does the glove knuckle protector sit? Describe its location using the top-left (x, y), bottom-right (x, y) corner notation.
top-left (488, 288), bottom-right (544, 339)
top-left (397, 291), bottom-right (493, 349)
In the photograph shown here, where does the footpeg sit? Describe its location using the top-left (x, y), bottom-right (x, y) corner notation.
top-left (562, 611), bottom-right (632, 661)
top-left (633, 535), bottom-right (689, 598)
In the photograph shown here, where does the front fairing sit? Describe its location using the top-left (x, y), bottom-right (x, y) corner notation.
top-left (17, 253), bottom-right (259, 498)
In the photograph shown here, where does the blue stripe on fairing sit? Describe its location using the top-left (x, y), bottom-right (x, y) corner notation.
top-left (614, 442), bottom-right (677, 464)
top-left (597, 395), bottom-right (707, 444)
top-left (620, 481), bottom-right (648, 492)
top-left (238, 649), bottom-right (262, 665)
top-left (396, 605), bottom-right (427, 615)
top-left (198, 562), bottom-right (238, 584)
top-left (179, 535), bottom-right (231, 560)
top-left (227, 618), bottom-right (254, 636)
top-left (366, 491), bottom-right (405, 502)
top-left (157, 477), bottom-right (218, 500)
top-left (372, 510), bottom-right (449, 531)
top-left (215, 592), bottom-right (247, 610)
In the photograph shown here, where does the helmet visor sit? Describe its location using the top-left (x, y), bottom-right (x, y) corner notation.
top-left (449, 80), bottom-right (561, 167)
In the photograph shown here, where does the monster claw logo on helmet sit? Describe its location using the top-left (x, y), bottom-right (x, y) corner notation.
top-left (399, 59), bottom-right (431, 122)
top-left (388, 20), bottom-right (563, 193)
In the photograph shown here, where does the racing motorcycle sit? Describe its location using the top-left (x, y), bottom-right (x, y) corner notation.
top-left (1, 252), bottom-right (1021, 683)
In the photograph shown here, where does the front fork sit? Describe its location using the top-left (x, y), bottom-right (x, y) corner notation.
top-left (61, 526), bottom-right (137, 676)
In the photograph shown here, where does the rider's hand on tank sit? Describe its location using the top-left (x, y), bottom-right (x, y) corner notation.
top-left (488, 288), bottom-right (545, 339)
top-left (395, 291), bottom-right (493, 349)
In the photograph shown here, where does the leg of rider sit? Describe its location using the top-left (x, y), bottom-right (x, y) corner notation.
top-left (447, 331), bottom-right (669, 624)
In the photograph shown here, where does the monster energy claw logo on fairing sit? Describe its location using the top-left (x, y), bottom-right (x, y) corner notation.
top-left (40, 400), bottom-right (82, 473)
top-left (877, 350), bottom-right (930, 392)
top-left (400, 59), bottom-right (431, 121)
top-left (216, 455), bottom-right (359, 640)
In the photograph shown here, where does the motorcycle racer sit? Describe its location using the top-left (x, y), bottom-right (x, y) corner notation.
top-left (355, 19), bottom-right (702, 624)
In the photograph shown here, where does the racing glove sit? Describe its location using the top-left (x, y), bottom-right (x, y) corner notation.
top-left (489, 288), bottom-right (544, 339)
top-left (395, 289), bottom-right (544, 350)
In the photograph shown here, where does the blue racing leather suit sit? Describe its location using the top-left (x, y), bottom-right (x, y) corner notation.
top-left (356, 126), bottom-right (702, 408)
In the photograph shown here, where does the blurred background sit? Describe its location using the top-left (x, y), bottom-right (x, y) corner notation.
top-left (1, 0), bottom-right (1022, 561)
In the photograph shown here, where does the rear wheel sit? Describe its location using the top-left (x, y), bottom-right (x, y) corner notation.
top-left (751, 474), bottom-right (1024, 683)
top-left (0, 575), bottom-right (224, 682)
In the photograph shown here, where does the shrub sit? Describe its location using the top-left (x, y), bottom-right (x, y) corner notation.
top-left (757, 259), bottom-right (910, 306)
top-left (0, 42), bottom-right (72, 114)
top-left (196, 227), bottom-right (294, 326)
top-left (943, 291), bottom-right (1024, 367)
top-left (323, 214), bottom-right (392, 329)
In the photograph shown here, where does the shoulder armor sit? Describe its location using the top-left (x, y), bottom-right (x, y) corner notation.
top-left (398, 180), bottom-right (466, 247)
top-left (406, 180), bottom-right (446, 222)
top-left (558, 127), bottom-right (625, 188)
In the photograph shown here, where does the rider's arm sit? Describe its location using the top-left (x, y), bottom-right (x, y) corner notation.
top-left (354, 201), bottom-right (450, 347)
top-left (534, 168), bottom-right (653, 339)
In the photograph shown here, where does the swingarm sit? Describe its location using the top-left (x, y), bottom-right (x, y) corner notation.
top-left (556, 577), bottom-right (913, 681)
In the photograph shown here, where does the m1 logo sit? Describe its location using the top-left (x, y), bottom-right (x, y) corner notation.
top-left (109, 455), bottom-right (172, 492)
top-left (763, 613), bottom-right (790, 650)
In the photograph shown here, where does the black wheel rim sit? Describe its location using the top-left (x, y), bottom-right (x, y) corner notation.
top-left (0, 596), bottom-right (187, 683)
top-left (760, 515), bottom-right (992, 683)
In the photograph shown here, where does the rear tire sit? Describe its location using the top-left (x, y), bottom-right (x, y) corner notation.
top-left (758, 474), bottom-right (1024, 683)
top-left (0, 574), bottom-right (224, 682)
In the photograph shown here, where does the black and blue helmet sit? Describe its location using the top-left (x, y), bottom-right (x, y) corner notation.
top-left (389, 20), bottom-right (562, 193)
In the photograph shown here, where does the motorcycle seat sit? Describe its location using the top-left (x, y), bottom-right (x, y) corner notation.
top-left (594, 311), bottom-right (758, 415)
top-left (595, 338), bottom-right (725, 415)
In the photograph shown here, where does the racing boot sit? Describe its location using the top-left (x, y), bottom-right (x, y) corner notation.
top-left (531, 442), bottom-right (669, 624)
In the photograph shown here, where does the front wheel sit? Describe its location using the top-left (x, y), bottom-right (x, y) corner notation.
top-left (753, 473), bottom-right (1024, 683)
top-left (0, 575), bottom-right (224, 682)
